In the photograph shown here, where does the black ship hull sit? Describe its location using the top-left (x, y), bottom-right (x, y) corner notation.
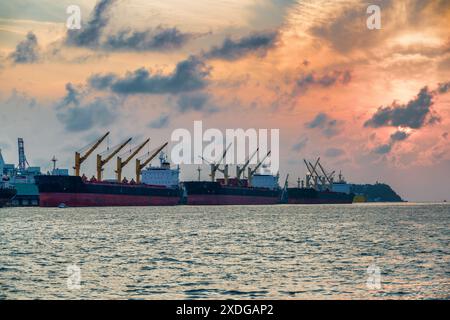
top-left (0, 187), bottom-right (17, 207)
top-left (182, 181), bottom-right (281, 205)
top-left (287, 187), bottom-right (354, 204)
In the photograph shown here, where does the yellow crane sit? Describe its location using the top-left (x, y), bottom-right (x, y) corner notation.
top-left (74, 132), bottom-right (110, 176)
top-left (96, 138), bottom-right (132, 181)
top-left (136, 142), bottom-right (168, 184)
top-left (116, 138), bottom-right (150, 182)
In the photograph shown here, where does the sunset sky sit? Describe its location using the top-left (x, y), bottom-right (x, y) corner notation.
top-left (0, 0), bottom-right (449, 201)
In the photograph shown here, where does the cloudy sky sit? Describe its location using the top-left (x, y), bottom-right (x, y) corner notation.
top-left (0, 0), bottom-right (449, 201)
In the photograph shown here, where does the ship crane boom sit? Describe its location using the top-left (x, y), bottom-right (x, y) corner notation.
top-left (248, 150), bottom-right (271, 187)
top-left (136, 142), bottom-right (168, 184)
top-left (97, 137), bottom-right (132, 181)
top-left (74, 132), bottom-right (110, 176)
top-left (116, 138), bottom-right (150, 182)
top-left (236, 147), bottom-right (259, 180)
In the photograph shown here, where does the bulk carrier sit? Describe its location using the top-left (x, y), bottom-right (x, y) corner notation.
top-left (35, 133), bottom-right (182, 207)
top-left (182, 148), bottom-right (285, 205)
top-left (287, 158), bottom-right (354, 204)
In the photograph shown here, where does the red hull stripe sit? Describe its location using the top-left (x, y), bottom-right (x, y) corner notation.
top-left (186, 194), bottom-right (279, 205)
top-left (39, 193), bottom-right (180, 207)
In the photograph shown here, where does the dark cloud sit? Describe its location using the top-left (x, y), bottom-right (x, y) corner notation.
top-left (89, 56), bottom-right (210, 94)
top-left (437, 81), bottom-right (450, 94)
top-left (443, 132), bottom-right (448, 139)
top-left (9, 32), bottom-right (39, 63)
top-left (390, 130), bottom-right (410, 142)
top-left (66, 0), bottom-right (116, 48)
top-left (296, 70), bottom-right (351, 92)
top-left (374, 143), bottom-right (392, 155)
top-left (148, 114), bottom-right (170, 129)
top-left (176, 92), bottom-right (217, 113)
top-left (325, 147), bottom-right (345, 158)
top-left (204, 31), bottom-right (278, 61)
top-left (292, 136), bottom-right (308, 152)
top-left (305, 113), bottom-right (342, 138)
top-left (364, 86), bottom-right (440, 129)
top-left (59, 83), bottom-right (81, 108)
top-left (55, 83), bottom-right (118, 132)
top-left (65, 0), bottom-right (193, 52)
top-left (373, 130), bottom-right (411, 155)
top-left (104, 26), bottom-right (192, 52)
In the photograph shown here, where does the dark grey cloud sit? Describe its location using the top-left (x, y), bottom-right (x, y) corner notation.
top-left (59, 83), bottom-right (81, 108)
top-left (390, 130), bottom-right (410, 142)
top-left (9, 32), bottom-right (39, 64)
top-left (204, 31), bottom-right (278, 61)
top-left (437, 81), bottom-right (450, 94)
top-left (148, 114), bottom-right (170, 129)
top-left (104, 26), bottom-right (192, 52)
top-left (65, 0), bottom-right (193, 52)
top-left (66, 0), bottom-right (116, 48)
top-left (373, 130), bottom-right (411, 155)
top-left (296, 70), bottom-right (351, 92)
top-left (89, 56), bottom-right (210, 94)
top-left (55, 83), bottom-right (118, 132)
top-left (325, 147), bottom-right (345, 158)
top-left (364, 86), bottom-right (440, 129)
top-left (292, 136), bottom-right (308, 152)
top-left (176, 92), bottom-right (217, 113)
top-left (374, 143), bottom-right (392, 155)
top-left (305, 112), bottom-right (342, 138)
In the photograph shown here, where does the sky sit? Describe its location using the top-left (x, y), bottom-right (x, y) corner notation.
top-left (0, 0), bottom-right (449, 201)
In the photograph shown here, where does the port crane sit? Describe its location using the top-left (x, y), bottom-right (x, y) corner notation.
top-left (74, 132), bottom-right (110, 176)
top-left (135, 142), bottom-right (168, 184)
top-left (200, 143), bottom-right (232, 182)
top-left (17, 138), bottom-right (29, 172)
top-left (236, 147), bottom-right (259, 181)
top-left (116, 138), bottom-right (150, 182)
top-left (96, 138), bottom-right (132, 181)
top-left (247, 150), bottom-right (271, 187)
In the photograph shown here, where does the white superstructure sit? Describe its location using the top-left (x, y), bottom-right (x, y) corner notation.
top-left (141, 152), bottom-right (179, 188)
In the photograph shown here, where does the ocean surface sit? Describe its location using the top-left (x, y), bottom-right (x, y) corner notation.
top-left (0, 203), bottom-right (449, 299)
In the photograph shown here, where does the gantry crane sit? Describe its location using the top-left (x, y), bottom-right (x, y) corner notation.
top-left (116, 138), bottom-right (150, 182)
top-left (236, 147), bottom-right (259, 181)
top-left (247, 150), bottom-right (271, 187)
top-left (96, 138), bottom-right (132, 181)
top-left (74, 132), bottom-right (110, 176)
top-left (135, 142), bottom-right (168, 184)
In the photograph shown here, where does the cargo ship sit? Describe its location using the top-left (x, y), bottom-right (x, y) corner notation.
top-left (183, 175), bottom-right (282, 205)
top-left (182, 148), bottom-right (284, 205)
top-left (35, 134), bottom-right (182, 207)
top-left (36, 174), bottom-right (181, 207)
top-left (287, 159), bottom-right (354, 204)
top-left (0, 139), bottom-right (41, 206)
